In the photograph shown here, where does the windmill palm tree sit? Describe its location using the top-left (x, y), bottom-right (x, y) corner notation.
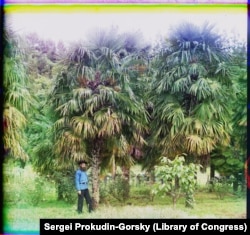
top-left (3, 26), bottom-right (34, 163)
top-left (48, 27), bottom-right (149, 209)
top-left (145, 21), bottom-right (233, 170)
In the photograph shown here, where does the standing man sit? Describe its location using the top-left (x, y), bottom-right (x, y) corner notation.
top-left (75, 160), bottom-right (93, 214)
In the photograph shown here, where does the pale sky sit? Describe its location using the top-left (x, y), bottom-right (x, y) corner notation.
top-left (5, 7), bottom-right (247, 44)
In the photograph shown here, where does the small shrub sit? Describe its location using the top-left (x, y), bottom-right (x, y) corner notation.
top-left (55, 173), bottom-right (76, 204)
top-left (99, 180), bottom-right (112, 204)
top-left (153, 155), bottom-right (198, 208)
top-left (209, 177), bottom-right (233, 199)
top-left (25, 176), bottom-right (45, 206)
top-left (107, 175), bottom-right (130, 204)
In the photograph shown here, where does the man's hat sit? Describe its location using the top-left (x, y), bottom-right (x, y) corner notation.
top-left (78, 160), bottom-right (88, 165)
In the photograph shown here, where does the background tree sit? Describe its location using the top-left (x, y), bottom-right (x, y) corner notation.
top-left (24, 32), bottom-right (57, 79)
top-left (19, 32), bottom-right (73, 201)
top-left (210, 37), bottom-right (247, 191)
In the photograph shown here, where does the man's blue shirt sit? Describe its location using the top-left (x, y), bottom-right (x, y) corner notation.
top-left (75, 169), bottom-right (89, 190)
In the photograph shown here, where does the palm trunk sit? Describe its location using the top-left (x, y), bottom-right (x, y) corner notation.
top-left (91, 139), bottom-right (102, 210)
top-left (200, 154), bottom-right (210, 173)
top-left (112, 156), bottom-right (116, 179)
top-left (122, 165), bottom-right (130, 181)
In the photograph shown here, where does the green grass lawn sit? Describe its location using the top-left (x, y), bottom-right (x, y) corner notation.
top-left (3, 191), bottom-right (246, 233)
top-left (2, 164), bottom-right (247, 234)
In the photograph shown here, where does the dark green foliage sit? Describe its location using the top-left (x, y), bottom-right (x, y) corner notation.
top-left (99, 180), bottom-right (111, 204)
top-left (208, 176), bottom-right (234, 199)
top-left (53, 171), bottom-right (76, 204)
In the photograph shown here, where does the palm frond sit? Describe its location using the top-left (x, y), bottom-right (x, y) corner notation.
top-left (71, 115), bottom-right (97, 139)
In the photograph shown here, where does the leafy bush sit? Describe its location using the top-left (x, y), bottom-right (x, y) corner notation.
top-left (107, 175), bottom-right (130, 204)
top-left (99, 179), bottom-right (112, 204)
top-left (3, 164), bottom-right (48, 206)
top-left (24, 176), bottom-right (46, 206)
top-left (208, 176), bottom-right (234, 199)
top-left (153, 155), bottom-right (199, 208)
top-left (53, 172), bottom-right (76, 204)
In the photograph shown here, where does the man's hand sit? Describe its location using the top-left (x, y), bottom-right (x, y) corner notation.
top-left (78, 190), bottom-right (81, 195)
